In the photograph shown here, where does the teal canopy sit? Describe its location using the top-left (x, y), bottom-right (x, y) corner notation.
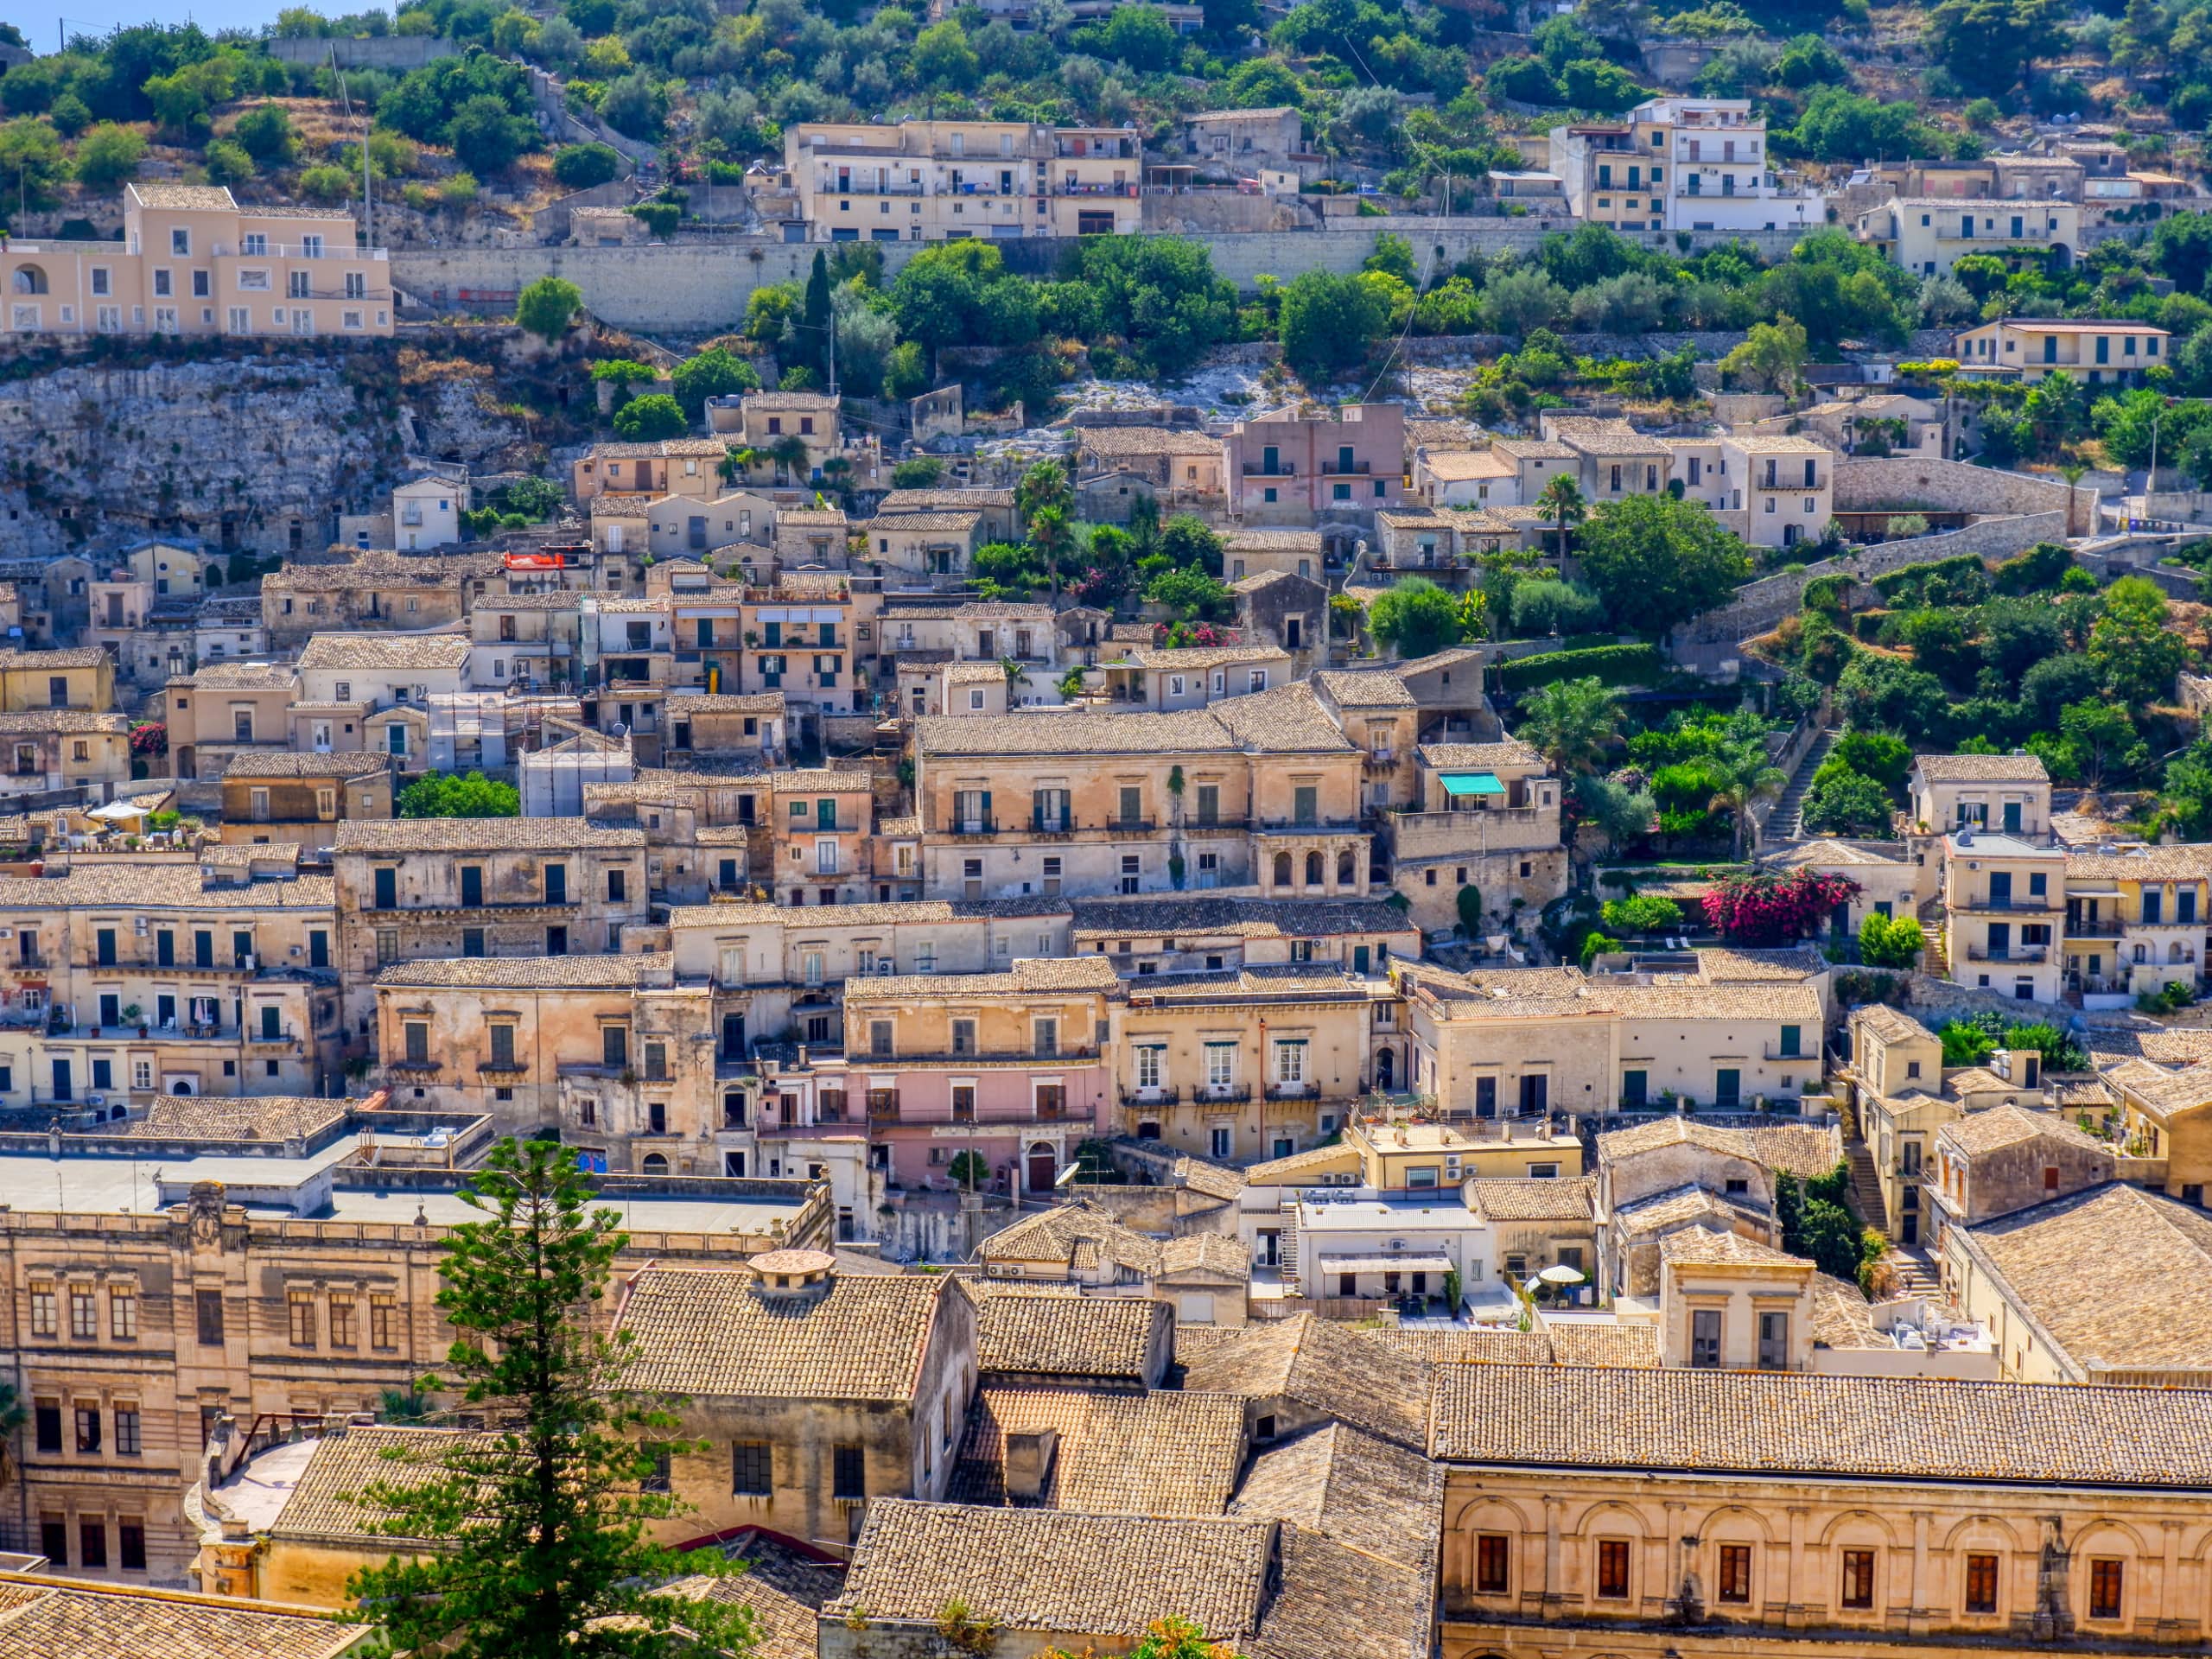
top-left (1440, 772), bottom-right (1506, 798)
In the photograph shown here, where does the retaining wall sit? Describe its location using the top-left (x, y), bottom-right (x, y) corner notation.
top-left (268, 35), bottom-right (454, 68)
top-left (389, 223), bottom-right (1813, 334)
top-left (1834, 455), bottom-right (2093, 537)
top-left (1674, 511), bottom-right (2069, 663)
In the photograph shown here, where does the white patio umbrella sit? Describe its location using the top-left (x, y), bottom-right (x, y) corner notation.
top-left (1535, 1263), bottom-right (1586, 1286)
top-left (84, 800), bottom-right (150, 822)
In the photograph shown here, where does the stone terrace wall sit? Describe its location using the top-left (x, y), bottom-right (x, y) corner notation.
top-left (1670, 512), bottom-right (2069, 668)
top-left (1835, 455), bottom-right (2093, 537)
top-left (390, 225), bottom-right (1812, 334)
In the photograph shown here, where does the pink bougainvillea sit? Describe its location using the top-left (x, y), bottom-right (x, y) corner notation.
top-left (1701, 869), bottom-right (1861, 946)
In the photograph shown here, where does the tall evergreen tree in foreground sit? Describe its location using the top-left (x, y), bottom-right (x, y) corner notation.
top-left (348, 1137), bottom-right (754, 1658)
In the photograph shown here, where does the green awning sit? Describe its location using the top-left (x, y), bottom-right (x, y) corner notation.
top-left (1440, 772), bottom-right (1506, 798)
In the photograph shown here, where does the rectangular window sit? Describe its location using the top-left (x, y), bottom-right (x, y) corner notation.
top-left (1719, 1543), bottom-right (1751, 1604)
top-left (69, 1287), bottom-right (95, 1340)
top-left (1691, 1307), bottom-right (1721, 1366)
top-left (114, 1404), bottom-right (140, 1455)
top-left (733, 1441), bottom-right (772, 1495)
top-left (1965, 1552), bottom-right (1999, 1614)
top-left (1758, 1311), bottom-right (1789, 1370)
top-left (1477, 1534), bottom-right (1510, 1595)
top-left (2089, 1559), bottom-right (2123, 1621)
top-left (110, 1288), bottom-right (136, 1339)
top-left (196, 1289), bottom-right (225, 1345)
top-left (602, 1026), bottom-right (629, 1068)
top-left (489, 1025), bottom-right (516, 1067)
top-left (74, 1403), bottom-right (100, 1454)
top-left (78, 1518), bottom-right (105, 1569)
top-left (329, 1297), bottom-right (357, 1349)
top-left (404, 1022), bottom-right (429, 1065)
top-left (288, 1290), bottom-right (316, 1348)
top-left (1840, 1548), bottom-right (1876, 1610)
top-left (119, 1519), bottom-right (145, 1571)
top-left (1597, 1539), bottom-right (1630, 1600)
top-left (371, 1294), bottom-right (396, 1351)
top-left (33, 1401), bottom-right (59, 1454)
top-left (832, 1443), bottom-right (866, 1499)
top-left (29, 1283), bottom-right (54, 1338)
top-left (37, 1515), bottom-right (64, 1567)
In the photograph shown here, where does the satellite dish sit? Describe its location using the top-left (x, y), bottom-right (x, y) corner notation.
top-left (1053, 1163), bottom-right (1083, 1188)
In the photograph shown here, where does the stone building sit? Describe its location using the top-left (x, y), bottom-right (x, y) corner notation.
top-left (616, 1254), bottom-right (976, 1553)
top-left (0, 1128), bottom-right (826, 1583)
top-left (1434, 1365), bottom-right (2212, 1657)
top-left (331, 817), bottom-right (650, 1031)
top-left (260, 551), bottom-right (501, 652)
top-left (217, 752), bottom-right (392, 845)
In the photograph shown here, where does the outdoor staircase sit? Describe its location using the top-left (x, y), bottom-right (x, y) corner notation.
top-left (1916, 896), bottom-right (1948, 973)
top-left (1845, 1141), bottom-right (1888, 1235)
top-left (1276, 1195), bottom-right (1301, 1295)
top-left (1767, 725), bottom-right (1841, 842)
top-left (1881, 1249), bottom-right (1942, 1299)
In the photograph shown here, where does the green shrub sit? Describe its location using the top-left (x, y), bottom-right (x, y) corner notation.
top-left (1498, 643), bottom-right (1662, 693)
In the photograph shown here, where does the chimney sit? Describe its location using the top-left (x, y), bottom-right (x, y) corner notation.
top-left (1005, 1427), bottom-right (1058, 1500)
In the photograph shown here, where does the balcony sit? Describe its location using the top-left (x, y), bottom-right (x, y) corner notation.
top-left (1120, 1086), bottom-right (1184, 1107)
top-left (1105, 817), bottom-right (1155, 834)
top-left (1185, 816), bottom-right (1246, 835)
top-left (1955, 893), bottom-right (2060, 912)
top-left (1031, 816), bottom-right (1074, 837)
top-left (823, 179), bottom-right (925, 196)
top-left (1966, 946), bottom-right (2050, 963)
top-left (948, 820), bottom-right (997, 839)
top-left (1255, 817), bottom-right (1364, 835)
top-left (1263, 1082), bottom-right (1317, 1101)
top-left (1320, 460), bottom-right (1373, 476)
top-left (1242, 462), bottom-right (1298, 477)
top-left (1056, 181), bottom-right (1139, 197)
top-left (1763, 1046), bottom-right (1810, 1063)
top-left (1192, 1084), bottom-right (1251, 1104)
top-left (887, 1046), bottom-right (1100, 1066)
top-left (2063, 918), bottom-right (2127, 938)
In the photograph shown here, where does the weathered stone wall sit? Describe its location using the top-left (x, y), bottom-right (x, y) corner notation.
top-left (1671, 511), bottom-right (2069, 664)
top-left (267, 34), bottom-right (454, 67)
top-left (1834, 455), bottom-right (2092, 536)
top-left (390, 225), bottom-right (1813, 333)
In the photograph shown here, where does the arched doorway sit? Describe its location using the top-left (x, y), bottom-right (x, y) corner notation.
top-left (1272, 851), bottom-right (1292, 887)
top-left (1026, 1141), bottom-right (1056, 1192)
top-left (169, 1078), bottom-right (195, 1095)
top-left (1376, 1048), bottom-right (1395, 1090)
top-left (1305, 850), bottom-right (1322, 887)
top-left (640, 1153), bottom-right (668, 1175)
top-left (1336, 848), bottom-right (1355, 886)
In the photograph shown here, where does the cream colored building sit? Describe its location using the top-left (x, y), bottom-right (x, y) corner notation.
top-left (1941, 827), bottom-right (2066, 1003)
top-left (0, 183), bottom-right (392, 339)
top-left (1435, 1365), bottom-right (2212, 1658)
top-left (1548, 97), bottom-right (1820, 232)
top-left (1910, 752), bottom-right (2050, 838)
top-left (1955, 317), bottom-right (2171, 385)
top-left (787, 119), bottom-right (1141, 242)
top-left (1854, 195), bottom-right (2083, 276)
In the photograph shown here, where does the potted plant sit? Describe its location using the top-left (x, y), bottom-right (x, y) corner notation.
top-left (124, 1003), bottom-right (144, 1037)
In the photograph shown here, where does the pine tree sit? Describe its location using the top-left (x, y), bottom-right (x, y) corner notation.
top-left (346, 1138), bottom-right (754, 1658)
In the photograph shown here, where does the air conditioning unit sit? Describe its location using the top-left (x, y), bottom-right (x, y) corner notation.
top-left (1388, 1239), bottom-right (1407, 1251)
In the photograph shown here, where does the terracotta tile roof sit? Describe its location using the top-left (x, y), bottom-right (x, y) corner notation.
top-left (615, 1265), bottom-right (950, 1402)
top-left (0, 1575), bottom-right (365, 1657)
top-left (1222, 529), bottom-right (1323, 552)
top-left (129, 180), bottom-right (239, 210)
top-left (1370, 1327), bottom-right (1554, 1364)
top-left (1068, 894), bottom-right (1414, 943)
top-left (1209, 683), bottom-right (1356, 754)
top-left (222, 751), bottom-right (391, 779)
top-left (1468, 1175), bottom-right (1596, 1223)
top-left (1428, 1363), bottom-right (2212, 1486)
top-left (1661, 1227), bottom-right (1809, 1269)
top-left (1912, 753), bottom-right (2050, 784)
top-left (950, 1384), bottom-right (1247, 1514)
top-left (1239, 1143), bottom-right (1357, 1185)
top-left (0, 863), bottom-right (333, 912)
top-left (1853, 1004), bottom-right (1938, 1046)
top-left (1313, 669), bottom-right (1414, 709)
top-left (977, 1199), bottom-right (1164, 1275)
top-left (1177, 1312), bottom-right (1431, 1450)
top-left (0, 709), bottom-right (130, 734)
top-left (375, 951), bottom-right (671, 991)
top-left (1076, 426), bottom-right (1222, 459)
top-left (2064, 845), bottom-right (2212, 881)
top-left (121, 1096), bottom-right (348, 1144)
top-left (876, 488), bottom-right (1017, 512)
top-left (828, 1501), bottom-right (1273, 1640)
top-left (1246, 1522), bottom-right (1433, 1659)
top-left (183, 661), bottom-right (296, 689)
top-left (918, 709), bottom-right (1233, 759)
top-left (1960, 1183), bottom-right (2212, 1375)
top-left (1545, 1320), bottom-right (1663, 1367)
top-left (844, 955), bottom-right (1121, 1001)
top-left (655, 1539), bottom-right (841, 1659)
top-left (975, 1288), bottom-right (1168, 1381)
top-left (1160, 1232), bottom-right (1251, 1279)
top-left (1940, 1103), bottom-right (2111, 1154)
top-left (1597, 1116), bottom-right (1840, 1180)
top-left (1230, 1421), bottom-right (1440, 1573)
top-left (335, 817), bottom-right (642, 852)
top-left (666, 896), bottom-right (1065, 930)
top-left (296, 632), bottom-right (471, 672)
top-left (1613, 1183), bottom-right (1766, 1239)
top-left (1417, 740), bottom-right (1543, 772)
top-left (268, 1425), bottom-right (488, 1548)
top-left (1810, 1273), bottom-right (1888, 1350)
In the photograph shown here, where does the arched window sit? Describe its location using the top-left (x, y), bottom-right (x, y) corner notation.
top-left (1305, 850), bottom-right (1323, 887)
top-left (1273, 851), bottom-right (1292, 887)
top-left (2134, 944), bottom-right (2149, 963)
top-left (2172, 940), bottom-right (2190, 963)
top-left (11, 266), bottom-right (46, 296)
top-left (640, 1152), bottom-right (669, 1175)
top-left (1337, 848), bottom-right (1355, 885)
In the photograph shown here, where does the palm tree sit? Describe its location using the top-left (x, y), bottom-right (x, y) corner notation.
top-left (1517, 675), bottom-right (1622, 776)
top-left (1535, 474), bottom-right (1586, 567)
top-left (1028, 505), bottom-right (1073, 607)
top-left (1708, 734), bottom-right (1789, 858)
top-left (769, 435), bottom-right (810, 486)
top-left (0, 1382), bottom-right (25, 1497)
top-left (1000, 656), bottom-right (1026, 707)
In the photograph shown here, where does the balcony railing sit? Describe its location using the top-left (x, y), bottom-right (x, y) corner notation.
top-left (1105, 817), bottom-right (1155, 834)
top-left (1955, 893), bottom-right (2060, 912)
top-left (1192, 1084), bottom-right (1251, 1103)
top-left (1966, 946), bottom-right (2050, 963)
top-left (1264, 1082), bottom-right (1317, 1101)
top-left (1764, 1046), bottom-right (1810, 1062)
top-left (2063, 918), bottom-right (2127, 938)
top-left (1255, 817), bottom-right (1363, 834)
top-left (1321, 460), bottom-right (1372, 476)
top-left (1242, 462), bottom-right (1297, 477)
top-left (1120, 1086), bottom-right (1184, 1107)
